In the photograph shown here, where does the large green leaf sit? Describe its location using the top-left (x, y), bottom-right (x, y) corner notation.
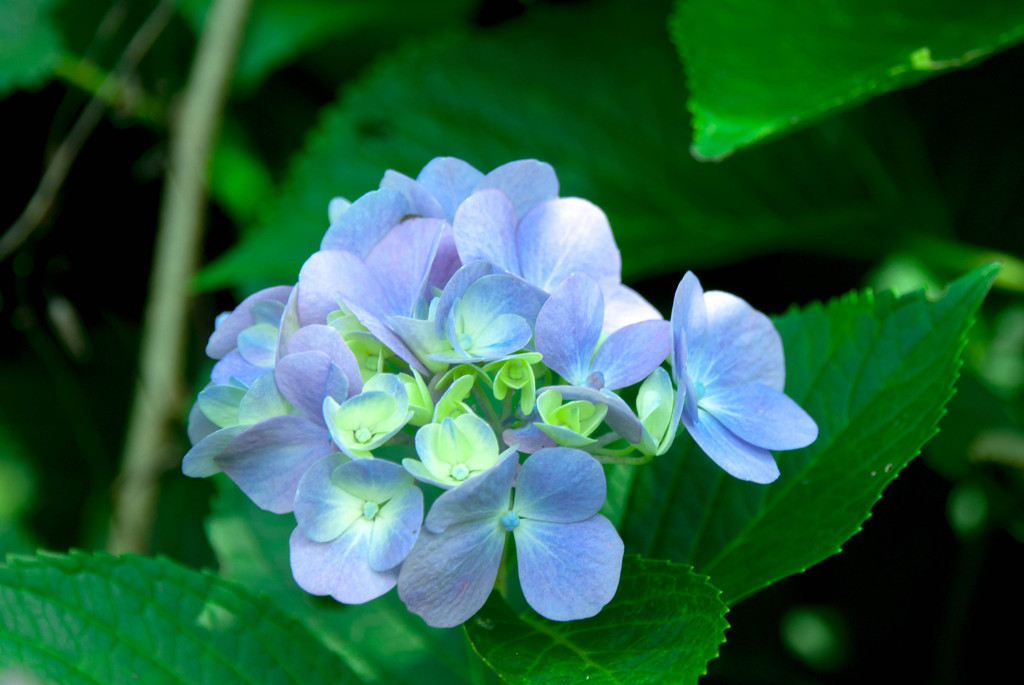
top-left (672, 0), bottom-right (1024, 160)
top-left (465, 557), bottom-right (728, 685)
top-left (206, 475), bottom-right (490, 685)
top-left (194, 0), bottom-right (948, 292)
top-left (0, 551), bottom-right (360, 684)
top-left (0, 0), bottom-right (65, 96)
top-left (621, 264), bottom-right (997, 603)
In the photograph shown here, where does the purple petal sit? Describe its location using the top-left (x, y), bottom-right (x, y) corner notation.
top-left (683, 408), bottom-right (780, 484)
top-left (534, 274), bottom-right (604, 386)
top-left (602, 284), bottom-right (663, 333)
top-left (285, 324), bottom-right (362, 393)
top-left (502, 423), bottom-right (557, 453)
top-left (297, 250), bottom-right (389, 325)
top-left (364, 218), bottom-right (447, 317)
top-left (182, 425), bottom-right (244, 477)
top-left (206, 285), bottom-right (291, 359)
top-left (331, 455), bottom-right (415, 502)
top-left (215, 415), bottom-right (333, 513)
top-left (426, 224), bottom-right (462, 294)
top-left (397, 522), bottom-right (505, 628)
top-left (460, 273), bottom-right (549, 331)
top-left (320, 188), bottom-right (411, 255)
top-left (591, 319), bottom-right (670, 390)
top-left (379, 170), bottom-right (447, 219)
top-left (695, 290), bottom-right (785, 391)
top-left (294, 454), bottom-right (360, 542)
top-left (516, 198), bottom-right (620, 293)
top-left (415, 157), bottom-right (485, 221)
top-left (210, 349), bottom-right (264, 387)
top-left (513, 448), bottom-right (605, 523)
top-left (369, 485), bottom-right (423, 572)
top-left (290, 525), bottom-right (398, 604)
top-left (433, 261), bottom-right (499, 339)
top-left (424, 449), bottom-right (519, 533)
top-left (475, 160), bottom-right (558, 219)
top-left (702, 383), bottom-right (818, 450)
top-left (514, 515), bottom-right (622, 621)
top-left (275, 351), bottom-right (345, 423)
top-left (453, 189), bottom-right (521, 275)
top-left (187, 397), bottom-right (219, 444)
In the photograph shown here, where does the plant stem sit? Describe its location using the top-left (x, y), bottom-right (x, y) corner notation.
top-left (107, 0), bottom-right (252, 554)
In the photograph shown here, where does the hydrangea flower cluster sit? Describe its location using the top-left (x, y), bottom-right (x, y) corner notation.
top-left (184, 157), bottom-right (818, 627)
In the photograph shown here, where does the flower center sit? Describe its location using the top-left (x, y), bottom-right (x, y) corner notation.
top-left (499, 510), bottom-right (520, 532)
top-left (362, 501), bottom-right (379, 520)
top-left (450, 463), bottom-right (470, 481)
top-left (459, 333), bottom-right (474, 350)
top-left (354, 427), bottom-right (373, 444)
top-left (694, 382), bottom-right (706, 403)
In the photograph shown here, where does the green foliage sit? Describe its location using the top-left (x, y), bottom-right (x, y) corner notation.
top-left (194, 0), bottom-right (946, 292)
top-left (0, 0), bottom-right (65, 96)
top-left (0, 551), bottom-right (359, 684)
top-left (464, 557), bottom-right (728, 685)
top-left (206, 476), bottom-right (487, 685)
top-left (672, 0), bottom-right (1024, 160)
top-left (622, 264), bottom-right (997, 603)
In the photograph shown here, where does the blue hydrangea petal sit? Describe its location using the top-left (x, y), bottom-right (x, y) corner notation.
top-left (186, 397), bottom-right (219, 444)
top-left (702, 383), bottom-right (818, 450)
top-left (425, 224), bottom-right (462, 295)
top-left (433, 261), bottom-right (498, 339)
top-left (452, 189), bottom-right (521, 274)
top-left (276, 351), bottom-right (346, 424)
top-left (294, 454), bottom-right (362, 542)
top-left (397, 522), bottom-right (506, 628)
top-left (368, 484), bottom-right (424, 572)
top-left (601, 284), bottom-right (663, 332)
top-left (182, 425), bottom-right (245, 477)
top-left (423, 448), bottom-right (518, 534)
top-left (459, 274), bottom-right (549, 333)
top-left (236, 323), bottom-right (279, 368)
top-left (696, 290), bottom-right (785, 392)
top-left (513, 448), bottom-right (606, 523)
top-left (298, 250), bottom-right (387, 325)
top-left (289, 525), bottom-right (399, 604)
top-left (320, 187), bottom-right (412, 254)
top-left (459, 313), bottom-right (533, 362)
top-left (501, 422), bottom-right (556, 454)
top-left (330, 455), bottom-right (414, 502)
top-left (237, 371), bottom-right (290, 425)
top-left (513, 515), bottom-right (623, 621)
top-left (249, 299), bottom-right (286, 327)
top-left (516, 198), bottom-right (620, 293)
top-left (196, 384), bottom-right (245, 428)
top-left (414, 156), bottom-right (485, 221)
top-left (474, 159), bottom-right (558, 219)
top-left (379, 169), bottom-right (447, 219)
top-left (284, 324), bottom-right (363, 391)
top-left (671, 271), bottom-right (708, 348)
top-left (210, 349), bottom-right (264, 387)
top-left (683, 407), bottom-right (780, 483)
top-left (206, 285), bottom-right (291, 359)
top-left (591, 319), bottom-right (671, 390)
top-left (215, 415), bottom-right (333, 513)
top-left (534, 274), bottom-right (604, 386)
top-left (364, 218), bottom-right (448, 318)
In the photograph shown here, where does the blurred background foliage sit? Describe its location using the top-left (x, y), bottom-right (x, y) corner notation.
top-left (1, 0), bottom-right (1023, 682)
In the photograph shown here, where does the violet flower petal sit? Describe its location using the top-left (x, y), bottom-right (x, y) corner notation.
top-left (397, 522), bottom-right (506, 628)
top-left (452, 189), bottom-right (521, 274)
top-left (182, 425), bottom-right (244, 477)
top-left (215, 415), bottom-right (333, 513)
top-left (534, 274), bottom-right (604, 386)
top-left (206, 285), bottom-right (291, 358)
top-left (591, 319), bottom-right (671, 390)
top-left (682, 408), bottom-right (780, 484)
top-left (320, 188), bottom-right (411, 255)
top-left (514, 515), bottom-right (622, 621)
top-left (701, 383), bottom-right (818, 450)
top-left (368, 484), bottom-right (423, 572)
top-left (423, 449), bottom-right (518, 534)
top-left (513, 448), bottom-right (605, 523)
top-left (601, 284), bottom-right (663, 332)
top-left (294, 454), bottom-right (361, 542)
top-left (475, 159), bottom-right (558, 219)
top-left (697, 290), bottom-right (785, 392)
top-left (415, 157), bottom-right (485, 221)
top-left (290, 525), bottom-right (399, 604)
top-left (516, 198), bottom-right (620, 293)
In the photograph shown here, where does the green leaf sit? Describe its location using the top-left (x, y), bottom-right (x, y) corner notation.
top-left (465, 557), bottom-right (728, 685)
top-left (179, 0), bottom-right (475, 92)
top-left (0, 0), bottom-right (65, 96)
top-left (672, 0), bottom-right (1024, 160)
top-left (206, 475), bottom-right (486, 685)
top-left (194, 0), bottom-right (948, 292)
top-left (0, 551), bottom-right (360, 684)
top-left (622, 264), bottom-right (998, 603)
